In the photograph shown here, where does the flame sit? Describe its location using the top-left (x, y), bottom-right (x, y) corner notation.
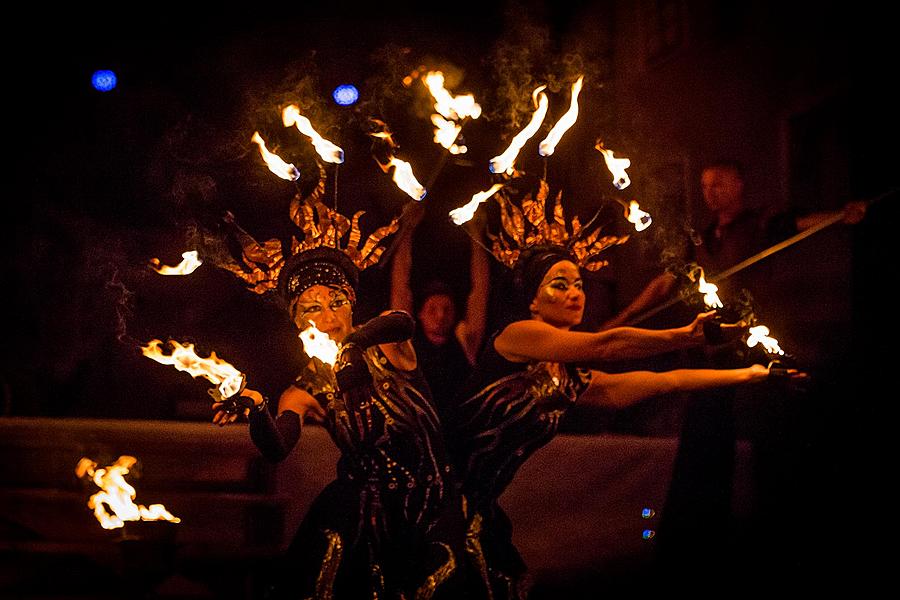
top-left (141, 339), bottom-right (245, 399)
top-left (282, 105), bottom-right (345, 164)
top-left (431, 114), bottom-right (466, 154)
top-left (747, 325), bottom-right (785, 356)
top-left (595, 143), bottom-right (631, 190)
top-left (299, 321), bottom-right (340, 366)
top-left (149, 250), bottom-right (203, 275)
top-left (697, 272), bottom-right (723, 309)
top-left (625, 200), bottom-right (652, 232)
top-left (489, 85), bottom-right (549, 174)
top-left (378, 156), bottom-right (427, 201)
top-left (423, 71), bottom-right (482, 121)
top-left (538, 76), bottom-right (584, 157)
top-left (250, 131), bottom-right (301, 181)
top-left (76, 456), bottom-right (180, 530)
top-left (449, 184), bottom-right (505, 225)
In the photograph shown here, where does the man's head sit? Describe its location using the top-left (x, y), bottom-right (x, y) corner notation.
top-left (416, 280), bottom-right (458, 346)
top-left (701, 161), bottom-right (745, 220)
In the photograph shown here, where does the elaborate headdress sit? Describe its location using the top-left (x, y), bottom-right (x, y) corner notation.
top-left (219, 164), bottom-right (399, 303)
top-left (488, 178), bottom-right (629, 274)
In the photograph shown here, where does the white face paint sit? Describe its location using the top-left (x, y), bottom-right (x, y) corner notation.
top-left (291, 285), bottom-right (353, 343)
top-left (529, 260), bottom-right (585, 329)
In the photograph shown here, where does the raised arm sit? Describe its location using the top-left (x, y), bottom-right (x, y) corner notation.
top-left (494, 311), bottom-right (715, 364)
top-left (579, 365), bottom-right (770, 409)
top-left (389, 203), bottom-right (424, 316)
top-left (456, 231), bottom-right (489, 365)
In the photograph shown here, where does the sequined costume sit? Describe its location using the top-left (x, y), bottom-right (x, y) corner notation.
top-left (264, 343), bottom-right (467, 600)
top-left (442, 333), bottom-right (592, 600)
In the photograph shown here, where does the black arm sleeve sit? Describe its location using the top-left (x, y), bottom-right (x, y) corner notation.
top-left (248, 408), bottom-right (301, 463)
top-left (342, 310), bottom-right (415, 348)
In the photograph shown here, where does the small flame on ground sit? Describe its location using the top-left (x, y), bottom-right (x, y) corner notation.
top-left (747, 325), bottom-right (785, 355)
top-left (76, 456), bottom-right (180, 530)
top-left (141, 339), bottom-right (244, 399)
top-left (538, 75), bottom-right (584, 157)
top-left (250, 131), bottom-right (301, 181)
top-left (299, 321), bottom-right (340, 366)
top-left (282, 105), bottom-right (345, 164)
top-left (489, 85), bottom-right (549, 175)
top-left (449, 184), bottom-right (505, 225)
top-left (149, 251), bottom-right (203, 275)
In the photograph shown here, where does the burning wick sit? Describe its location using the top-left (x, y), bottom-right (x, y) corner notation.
top-left (489, 85), bottom-right (549, 174)
top-left (747, 325), bottom-right (785, 356)
top-left (538, 75), bottom-right (584, 157)
top-left (250, 132), bottom-right (301, 181)
top-left (378, 156), bottom-right (427, 201)
top-left (149, 250), bottom-right (203, 275)
top-left (282, 105), bottom-right (344, 164)
top-left (141, 339), bottom-right (245, 399)
top-left (449, 184), bottom-right (505, 225)
top-left (595, 143), bottom-right (631, 190)
top-left (624, 200), bottom-right (652, 232)
top-left (299, 321), bottom-right (340, 366)
top-left (75, 456), bottom-right (180, 530)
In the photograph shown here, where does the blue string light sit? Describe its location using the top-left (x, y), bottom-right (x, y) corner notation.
top-left (332, 84), bottom-right (359, 106)
top-left (91, 70), bottom-right (117, 92)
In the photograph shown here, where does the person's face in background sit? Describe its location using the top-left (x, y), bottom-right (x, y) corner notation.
top-left (290, 284), bottom-right (353, 343)
top-left (529, 260), bottom-right (585, 329)
top-left (701, 166), bottom-right (744, 218)
top-left (418, 294), bottom-right (457, 345)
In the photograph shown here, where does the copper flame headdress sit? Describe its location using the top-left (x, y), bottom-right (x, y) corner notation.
top-left (219, 164), bottom-right (399, 297)
top-left (488, 179), bottom-right (630, 272)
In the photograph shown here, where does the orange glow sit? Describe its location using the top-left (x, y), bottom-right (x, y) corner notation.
top-left (250, 131), bottom-right (301, 181)
top-left (141, 339), bottom-right (245, 399)
top-left (489, 85), bottom-right (549, 174)
top-left (149, 250), bottom-right (203, 275)
top-left (378, 156), bottom-right (426, 201)
top-left (624, 200), bottom-right (652, 232)
top-left (538, 76), bottom-right (584, 157)
top-left (423, 71), bottom-right (482, 120)
top-left (299, 321), bottom-right (340, 366)
top-left (747, 325), bottom-right (785, 355)
top-left (75, 456), bottom-right (180, 530)
top-left (449, 184), bottom-right (505, 225)
top-left (282, 105), bottom-right (345, 164)
top-left (595, 143), bottom-right (631, 190)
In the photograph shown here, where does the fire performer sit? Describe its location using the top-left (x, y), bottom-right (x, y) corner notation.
top-left (210, 189), bottom-right (468, 598)
top-left (445, 184), bottom-right (797, 599)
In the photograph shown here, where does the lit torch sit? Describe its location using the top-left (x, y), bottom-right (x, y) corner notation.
top-left (378, 156), bottom-right (427, 201)
top-left (538, 75), bottom-right (584, 157)
top-left (141, 339), bottom-right (245, 401)
top-left (449, 184), bottom-right (505, 225)
top-left (689, 267), bottom-right (723, 309)
top-left (299, 321), bottom-right (340, 366)
top-left (149, 250), bottom-right (203, 275)
top-left (75, 456), bottom-right (180, 530)
top-left (595, 142), bottom-right (631, 190)
top-left (624, 200), bottom-right (652, 232)
top-left (250, 131), bottom-right (301, 181)
top-left (282, 105), bottom-right (345, 164)
top-left (423, 71), bottom-right (482, 121)
top-left (747, 325), bottom-right (785, 356)
top-left (431, 114), bottom-right (466, 154)
top-left (489, 85), bottom-right (549, 175)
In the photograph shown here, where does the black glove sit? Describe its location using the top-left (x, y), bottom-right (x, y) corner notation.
top-left (342, 311), bottom-right (415, 348)
top-left (334, 343), bottom-right (370, 392)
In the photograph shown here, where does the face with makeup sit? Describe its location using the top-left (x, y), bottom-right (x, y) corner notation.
top-left (290, 284), bottom-right (353, 343)
top-left (528, 260), bottom-right (585, 329)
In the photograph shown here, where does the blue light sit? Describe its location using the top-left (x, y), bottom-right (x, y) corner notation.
top-left (91, 70), bottom-right (117, 92)
top-left (641, 508), bottom-right (655, 519)
top-left (642, 529), bottom-right (656, 540)
top-left (332, 84), bottom-right (359, 106)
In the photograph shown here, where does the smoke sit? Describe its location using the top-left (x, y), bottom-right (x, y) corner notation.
top-left (106, 267), bottom-right (138, 347)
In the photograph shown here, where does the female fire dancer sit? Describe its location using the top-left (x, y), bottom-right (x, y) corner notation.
top-left (210, 190), bottom-right (468, 599)
top-left (444, 187), bottom-right (797, 599)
